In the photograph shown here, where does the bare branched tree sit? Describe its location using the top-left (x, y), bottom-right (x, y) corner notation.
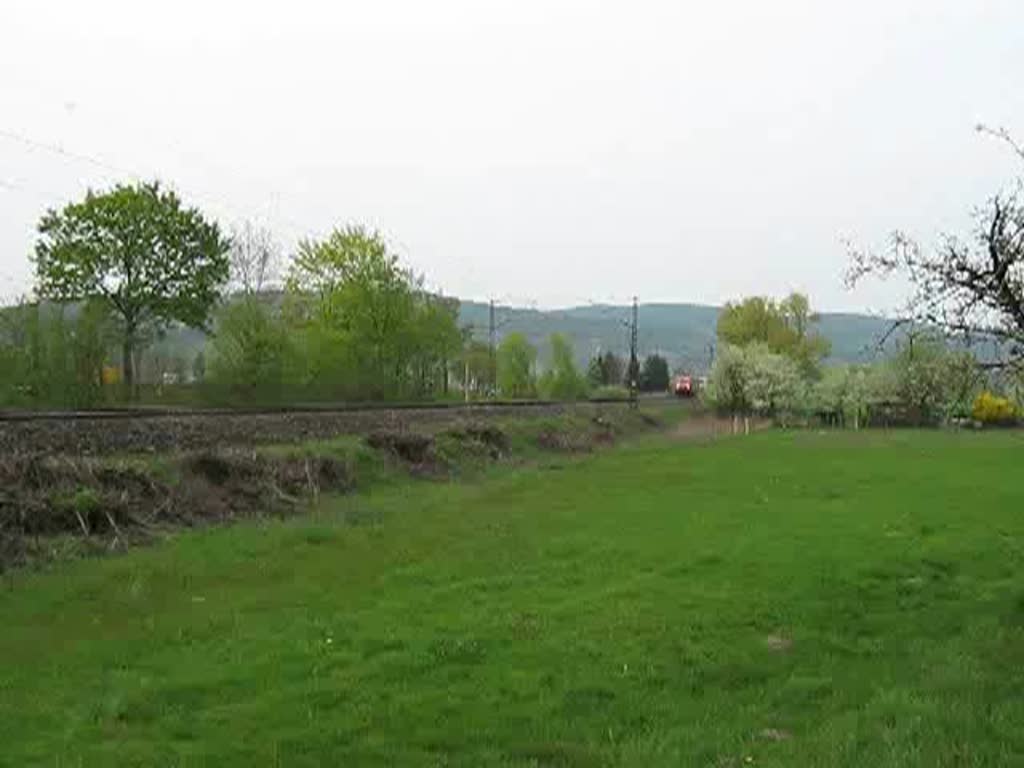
top-left (846, 126), bottom-right (1024, 366)
top-left (229, 221), bottom-right (281, 295)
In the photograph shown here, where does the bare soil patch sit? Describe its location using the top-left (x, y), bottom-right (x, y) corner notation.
top-left (0, 403), bottom-right (626, 457)
top-left (0, 450), bottom-right (352, 571)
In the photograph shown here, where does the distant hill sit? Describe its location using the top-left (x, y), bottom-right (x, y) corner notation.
top-left (459, 301), bottom-right (896, 372)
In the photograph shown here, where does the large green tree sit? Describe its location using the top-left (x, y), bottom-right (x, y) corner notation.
top-left (539, 333), bottom-right (588, 400)
top-left (286, 225), bottom-right (460, 400)
top-left (587, 351), bottom-right (624, 387)
top-left (206, 299), bottom-right (296, 403)
top-left (497, 332), bottom-right (537, 398)
top-left (33, 181), bottom-right (230, 394)
top-left (717, 293), bottom-right (830, 376)
top-left (640, 354), bottom-right (670, 392)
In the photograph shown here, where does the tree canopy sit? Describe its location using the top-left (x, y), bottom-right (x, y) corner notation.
top-left (284, 225), bottom-right (460, 400)
top-left (539, 334), bottom-right (588, 400)
top-left (587, 351), bottom-right (624, 388)
top-left (717, 293), bottom-right (831, 376)
top-left (497, 333), bottom-right (537, 398)
top-left (33, 181), bottom-right (230, 392)
top-left (640, 354), bottom-right (670, 392)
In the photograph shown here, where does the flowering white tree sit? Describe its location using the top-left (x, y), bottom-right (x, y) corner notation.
top-left (813, 364), bottom-right (872, 429)
top-left (704, 343), bottom-right (806, 431)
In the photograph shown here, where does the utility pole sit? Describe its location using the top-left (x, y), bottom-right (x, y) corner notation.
top-left (488, 299), bottom-right (497, 398)
top-left (628, 296), bottom-right (639, 409)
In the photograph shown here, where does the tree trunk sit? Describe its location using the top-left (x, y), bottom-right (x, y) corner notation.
top-left (122, 328), bottom-right (136, 401)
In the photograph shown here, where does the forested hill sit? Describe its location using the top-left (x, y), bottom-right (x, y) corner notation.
top-left (458, 301), bottom-right (895, 371)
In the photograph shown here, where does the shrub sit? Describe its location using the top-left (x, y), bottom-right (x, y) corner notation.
top-left (590, 385), bottom-right (630, 400)
top-left (971, 391), bottom-right (1018, 426)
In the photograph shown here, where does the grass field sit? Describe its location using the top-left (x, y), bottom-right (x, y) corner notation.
top-left (2, 429), bottom-right (1023, 766)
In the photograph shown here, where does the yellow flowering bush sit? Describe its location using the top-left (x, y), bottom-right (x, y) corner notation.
top-left (971, 391), bottom-right (1019, 426)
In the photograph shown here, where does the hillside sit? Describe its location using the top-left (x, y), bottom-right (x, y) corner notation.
top-left (460, 301), bottom-right (895, 371)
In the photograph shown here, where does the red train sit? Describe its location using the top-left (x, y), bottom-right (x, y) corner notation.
top-left (673, 374), bottom-right (696, 398)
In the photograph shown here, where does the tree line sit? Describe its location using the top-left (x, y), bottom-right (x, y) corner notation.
top-left (7, 124), bottom-right (1024, 417)
top-left (0, 181), bottom-right (675, 408)
top-left (704, 293), bottom-right (1022, 428)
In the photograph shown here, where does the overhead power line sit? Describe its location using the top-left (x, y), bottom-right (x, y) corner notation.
top-left (0, 128), bottom-right (138, 178)
top-left (0, 126), bottom-right (309, 239)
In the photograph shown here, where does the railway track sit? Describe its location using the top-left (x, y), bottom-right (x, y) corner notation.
top-left (0, 397), bottom-right (641, 423)
top-left (0, 398), bottom-right (681, 456)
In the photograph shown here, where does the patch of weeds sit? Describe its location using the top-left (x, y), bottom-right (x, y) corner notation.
top-left (508, 742), bottom-right (604, 768)
top-left (428, 636), bottom-right (486, 665)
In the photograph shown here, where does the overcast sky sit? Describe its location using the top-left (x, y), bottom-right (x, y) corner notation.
top-left (2, 0), bottom-right (1023, 311)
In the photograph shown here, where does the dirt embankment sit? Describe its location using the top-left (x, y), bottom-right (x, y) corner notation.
top-left (0, 450), bottom-right (354, 569)
top-left (0, 403), bottom-right (624, 457)
top-left (0, 408), bottom-right (666, 571)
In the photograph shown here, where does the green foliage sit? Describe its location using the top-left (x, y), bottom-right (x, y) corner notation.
top-left (33, 181), bottom-right (230, 392)
top-left (944, 350), bottom-right (985, 418)
top-left (409, 296), bottom-right (462, 398)
top-left (639, 354), bottom-right (670, 392)
top-left (587, 352), bottom-right (624, 387)
top-left (539, 333), bottom-right (588, 400)
top-left (703, 344), bottom-right (751, 415)
top-left (589, 384), bottom-right (630, 400)
top-left (717, 293), bottom-right (831, 376)
top-left (812, 364), bottom-right (872, 428)
top-left (276, 225), bottom-right (461, 401)
top-left (972, 391), bottom-right (1019, 425)
top-left (704, 343), bottom-right (805, 420)
top-left (872, 334), bottom-right (952, 425)
top-left (205, 298), bottom-right (298, 403)
top-left (4, 432), bottom-right (1024, 765)
top-left (456, 340), bottom-right (492, 399)
top-left (0, 300), bottom-right (112, 408)
top-left (496, 332), bottom-right (537, 398)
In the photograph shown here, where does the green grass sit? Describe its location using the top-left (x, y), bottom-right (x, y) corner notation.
top-left (3, 429), bottom-right (1024, 766)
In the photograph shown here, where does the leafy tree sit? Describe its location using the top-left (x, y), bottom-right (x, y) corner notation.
top-left (944, 349), bottom-right (984, 419)
top-left (587, 352), bottom-right (625, 387)
top-left (0, 300), bottom-right (111, 408)
top-left (33, 181), bottom-right (230, 396)
top-left (745, 345), bottom-right (805, 422)
top-left (717, 293), bottom-right (830, 376)
top-left (539, 333), bottom-right (588, 400)
top-left (497, 332), bottom-right (537, 398)
top-left (409, 295), bottom-right (462, 397)
top-left (287, 226), bottom-right (416, 398)
top-left (704, 344), bottom-right (752, 418)
top-left (640, 354), bottom-right (670, 392)
top-left (286, 225), bottom-right (460, 400)
top-left (871, 333), bottom-right (951, 425)
top-left (705, 343), bottom-right (805, 425)
top-left (206, 299), bottom-right (297, 403)
top-left (813, 364), bottom-right (871, 429)
top-left (458, 340), bottom-right (493, 399)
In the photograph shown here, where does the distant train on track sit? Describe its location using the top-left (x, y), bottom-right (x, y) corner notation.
top-left (672, 374), bottom-right (706, 398)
